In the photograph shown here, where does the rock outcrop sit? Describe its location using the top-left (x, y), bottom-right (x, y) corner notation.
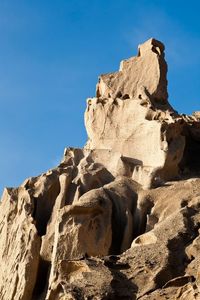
top-left (85, 38), bottom-right (185, 188)
top-left (1, 38), bottom-right (200, 299)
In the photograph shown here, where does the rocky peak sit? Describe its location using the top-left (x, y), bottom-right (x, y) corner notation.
top-left (1, 39), bottom-right (200, 300)
top-left (96, 38), bottom-right (168, 105)
top-left (85, 38), bottom-right (184, 188)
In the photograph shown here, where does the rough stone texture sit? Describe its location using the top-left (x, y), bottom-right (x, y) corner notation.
top-left (0, 187), bottom-right (41, 300)
top-left (85, 38), bottom-right (185, 188)
top-left (1, 38), bottom-right (200, 299)
top-left (96, 38), bottom-right (168, 103)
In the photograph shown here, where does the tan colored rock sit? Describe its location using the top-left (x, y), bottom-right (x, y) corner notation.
top-left (40, 147), bottom-right (114, 263)
top-left (96, 38), bottom-right (168, 103)
top-left (0, 187), bottom-right (41, 300)
top-left (85, 39), bottom-right (186, 188)
top-left (47, 258), bottom-right (114, 300)
top-left (46, 190), bottom-right (113, 298)
top-left (85, 97), bottom-right (185, 187)
top-left (1, 38), bottom-right (200, 300)
top-left (53, 189), bottom-right (200, 299)
top-left (46, 177), bottom-right (139, 297)
top-left (52, 187), bottom-right (113, 260)
top-left (40, 171), bottom-right (73, 262)
top-left (140, 283), bottom-right (200, 300)
top-left (138, 178), bottom-right (200, 230)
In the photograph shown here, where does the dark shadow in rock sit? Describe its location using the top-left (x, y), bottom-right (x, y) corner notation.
top-left (180, 124), bottom-right (200, 176)
top-left (103, 263), bottom-right (138, 300)
top-left (32, 259), bottom-right (50, 299)
top-left (71, 287), bottom-right (85, 300)
top-left (106, 186), bottom-right (138, 255)
top-left (33, 179), bottom-right (60, 236)
top-left (104, 256), bottom-right (130, 270)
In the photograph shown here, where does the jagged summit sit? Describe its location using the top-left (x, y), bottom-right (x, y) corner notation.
top-left (96, 38), bottom-right (169, 105)
top-left (1, 39), bottom-right (200, 299)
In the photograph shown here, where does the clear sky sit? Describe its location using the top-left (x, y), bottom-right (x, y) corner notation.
top-left (0, 0), bottom-right (200, 194)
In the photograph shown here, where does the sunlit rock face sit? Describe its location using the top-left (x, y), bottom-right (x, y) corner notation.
top-left (1, 39), bottom-right (200, 300)
top-left (96, 38), bottom-right (168, 102)
top-left (85, 38), bottom-right (185, 188)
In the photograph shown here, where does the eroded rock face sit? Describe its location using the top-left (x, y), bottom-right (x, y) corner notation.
top-left (96, 38), bottom-right (168, 103)
top-left (1, 38), bottom-right (200, 300)
top-left (85, 38), bottom-right (185, 188)
top-left (0, 187), bottom-right (41, 300)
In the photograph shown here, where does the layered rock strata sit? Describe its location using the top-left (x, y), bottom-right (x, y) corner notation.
top-left (1, 38), bottom-right (200, 299)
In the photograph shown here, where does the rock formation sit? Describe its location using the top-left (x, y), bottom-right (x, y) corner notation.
top-left (85, 38), bottom-right (185, 188)
top-left (1, 38), bottom-right (200, 299)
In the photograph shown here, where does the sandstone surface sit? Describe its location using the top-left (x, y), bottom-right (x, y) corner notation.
top-left (1, 38), bottom-right (200, 299)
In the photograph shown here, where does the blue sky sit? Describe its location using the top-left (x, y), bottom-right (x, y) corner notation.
top-left (0, 0), bottom-right (200, 193)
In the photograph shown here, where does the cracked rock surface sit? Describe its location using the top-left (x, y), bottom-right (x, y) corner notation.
top-left (1, 38), bottom-right (200, 299)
